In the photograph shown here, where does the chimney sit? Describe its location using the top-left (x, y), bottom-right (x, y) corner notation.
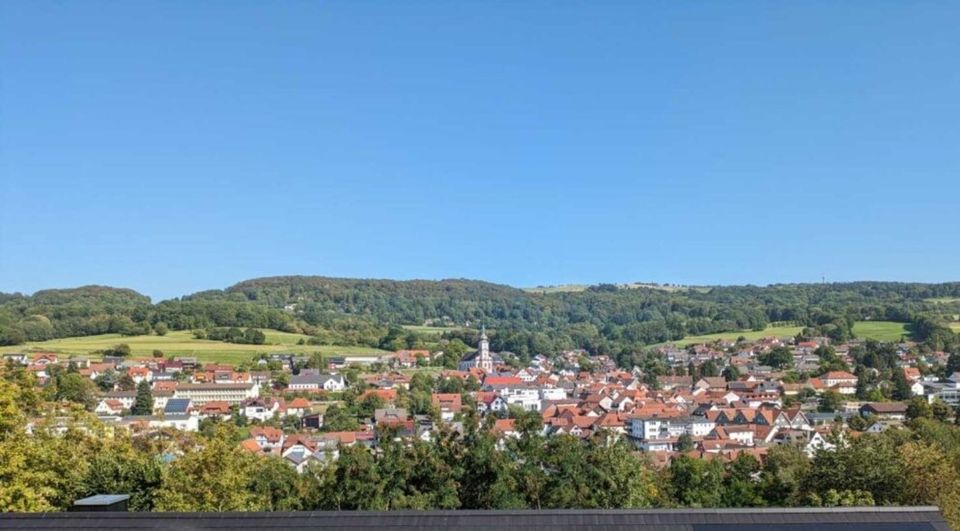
top-left (71, 494), bottom-right (130, 512)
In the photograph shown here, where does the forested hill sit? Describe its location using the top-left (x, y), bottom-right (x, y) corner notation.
top-left (189, 276), bottom-right (537, 326)
top-left (202, 276), bottom-right (960, 329)
top-left (1, 277), bottom-right (959, 357)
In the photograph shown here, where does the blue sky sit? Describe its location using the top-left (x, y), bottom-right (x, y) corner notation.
top-left (2, 1), bottom-right (958, 301)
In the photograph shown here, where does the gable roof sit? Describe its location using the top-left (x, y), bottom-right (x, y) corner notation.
top-left (288, 397), bottom-right (312, 409)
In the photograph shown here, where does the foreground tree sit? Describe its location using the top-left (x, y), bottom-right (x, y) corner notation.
top-left (249, 456), bottom-right (304, 511)
top-left (803, 434), bottom-right (904, 505)
top-left (154, 427), bottom-right (263, 511)
top-left (760, 444), bottom-right (809, 506)
top-left (897, 441), bottom-right (960, 527)
top-left (81, 439), bottom-right (163, 511)
top-left (668, 455), bottom-right (724, 507)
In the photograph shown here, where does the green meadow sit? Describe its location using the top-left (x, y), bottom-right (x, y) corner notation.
top-left (664, 320), bottom-right (913, 347)
top-left (852, 321), bottom-right (910, 342)
top-left (0, 330), bottom-right (388, 364)
top-left (401, 325), bottom-right (465, 337)
top-left (667, 324), bottom-right (805, 347)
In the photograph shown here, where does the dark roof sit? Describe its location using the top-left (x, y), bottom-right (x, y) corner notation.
top-left (459, 350), bottom-right (503, 363)
top-left (861, 401), bottom-right (909, 413)
top-left (0, 507), bottom-right (948, 530)
top-left (163, 399), bottom-right (191, 414)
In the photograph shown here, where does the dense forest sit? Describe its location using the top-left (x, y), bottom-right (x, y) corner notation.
top-left (2, 277), bottom-right (959, 360)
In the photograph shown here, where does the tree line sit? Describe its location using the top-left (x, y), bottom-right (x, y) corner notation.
top-left (2, 279), bottom-right (959, 361)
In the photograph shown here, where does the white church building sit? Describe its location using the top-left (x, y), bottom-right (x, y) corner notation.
top-left (458, 327), bottom-right (502, 372)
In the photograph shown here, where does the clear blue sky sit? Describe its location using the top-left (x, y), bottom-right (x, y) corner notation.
top-left (2, 1), bottom-right (958, 301)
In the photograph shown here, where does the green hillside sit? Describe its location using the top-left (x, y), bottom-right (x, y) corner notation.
top-left (0, 330), bottom-right (388, 364)
top-left (665, 324), bottom-right (805, 347)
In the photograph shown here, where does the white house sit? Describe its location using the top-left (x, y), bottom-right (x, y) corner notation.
top-left (628, 415), bottom-right (716, 450)
top-left (120, 414), bottom-right (199, 432)
top-left (822, 371), bottom-right (858, 395)
top-left (477, 393), bottom-right (508, 414)
top-left (251, 426), bottom-right (285, 451)
top-left (804, 431), bottom-right (836, 456)
top-left (288, 371), bottom-right (346, 392)
top-left (722, 426), bottom-right (755, 446)
top-left (95, 399), bottom-right (125, 416)
top-left (539, 388), bottom-right (567, 401)
top-left (923, 382), bottom-right (960, 407)
top-left (243, 398), bottom-right (281, 422)
top-left (501, 387), bottom-right (541, 412)
top-left (102, 391), bottom-right (137, 410)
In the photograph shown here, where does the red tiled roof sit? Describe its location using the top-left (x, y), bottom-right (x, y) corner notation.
top-left (250, 426), bottom-right (283, 443)
top-left (288, 397), bottom-right (311, 409)
top-left (822, 371), bottom-right (856, 380)
top-left (362, 389), bottom-right (398, 402)
top-left (240, 439), bottom-right (262, 453)
top-left (431, 393), bottom-right (463, 411)
top-left (492, 419), bottom-right (516, 434)
top-left (200, 401), bottom-right (231, 413)
top-left (483, 376), bottom-right (523, 386)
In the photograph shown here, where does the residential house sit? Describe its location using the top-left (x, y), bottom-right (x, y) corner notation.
top-left (859, 402), bottom-right (908, 421)
top-left (288, 371), bottom-right (346, 392)
top-left (821, 371), bottom-right (857, 395)
top-left (243, 398), bottom-right (281, 422)
top-left (197, 401), bottom-right (232, 419)
top-left (95, 399), bottom-right (125, 416)
top-left (286, 397), bottom-right (312, 417)
top-left (431, 393), bottom-right (462, 421)
top-left (250, 426), bottom-right (285, 452)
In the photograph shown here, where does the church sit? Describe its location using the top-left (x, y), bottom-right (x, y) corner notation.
top-left (458, 327), bottom-right (502, 372)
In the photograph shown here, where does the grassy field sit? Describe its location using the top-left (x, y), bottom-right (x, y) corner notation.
top-left (667, 324), bottom-right (805, 347)
top-left (401, 325), bottom-right (465, 337)
top-left (925, 297), bottom-right (960, 304)
top-left (524, 283), bottom-right (704, 294)
top-left (951, 323), bottom-right (960, 333)
top-left (524, 284), bottom-right (591, 294)
top-left (852, 321), bottom-right (910, 342)
top-left (0, 330), bottom-right (389, 364)
top-left (669, 320), bottom-right (913, 347)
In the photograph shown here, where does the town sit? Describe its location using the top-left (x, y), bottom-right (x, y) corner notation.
top-left (7, 324), bottom-right (959, 472)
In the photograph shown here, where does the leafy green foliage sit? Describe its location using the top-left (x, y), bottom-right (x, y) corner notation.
top-left (130, 380), bottom-right (153, 416)
top-left (4, 279), bottom-right (958, 365)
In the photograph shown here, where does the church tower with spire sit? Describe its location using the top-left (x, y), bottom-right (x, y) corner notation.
top-left (457, 325), bottom-right (498, 372)
top-left (477, 325), bottom-right (493, 372)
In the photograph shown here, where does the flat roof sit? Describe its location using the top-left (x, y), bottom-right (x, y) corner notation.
top-left (0, 506), bottom-right (948, 530)
top-left (72, 494), bottom-right (130, 506)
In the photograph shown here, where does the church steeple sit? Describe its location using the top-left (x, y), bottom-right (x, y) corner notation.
top-left (478, 325), bottom-right (492, 371)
